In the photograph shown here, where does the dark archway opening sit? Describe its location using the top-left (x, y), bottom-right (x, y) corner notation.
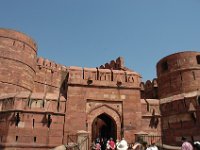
top-left (92, 113), bottom-right (117, 142)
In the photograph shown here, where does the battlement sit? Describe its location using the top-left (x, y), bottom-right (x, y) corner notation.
top-left (34, 57), bottom-right (68, 94)
top-left (99, 57), bottom-right (132, 71)
top-left (37, 57), bottom-right (67, 72)
top-left (67, 66), bottom-right (141, 88)
top-left (140, 79), bottom-right (158, 99)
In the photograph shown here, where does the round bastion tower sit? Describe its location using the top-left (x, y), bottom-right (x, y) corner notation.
top-left (157, 51), bottom-right (200, 98)
top-left (157, 51), bottom-right (200, 145)
top-left (0, 28), bottom-right (37, 93)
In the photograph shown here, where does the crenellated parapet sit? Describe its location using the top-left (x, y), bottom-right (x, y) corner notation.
top-left (37, 57), bottom-right (67, 71)
top-left (67, 66), bottom-right (141, 89)
top-left (34, 57), bottom-right (68, 94)
top-left (99, 57), bottom-right (132, 71)
top-left (140, 79), bottom-right (158, 99)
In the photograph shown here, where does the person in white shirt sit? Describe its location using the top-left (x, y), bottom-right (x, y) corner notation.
top-left (117, 138), bottom-right (128, 150)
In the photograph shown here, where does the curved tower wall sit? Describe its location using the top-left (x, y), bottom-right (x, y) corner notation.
top-left (0, 29), bottom-right (37, 93)
top-left (157, 51), bottom-right (200, 145)
top-left (157, 51), bottom-right (200, 98)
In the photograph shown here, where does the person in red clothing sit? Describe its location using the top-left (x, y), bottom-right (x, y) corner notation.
top-left (108, 138), bottom-right (116, 150)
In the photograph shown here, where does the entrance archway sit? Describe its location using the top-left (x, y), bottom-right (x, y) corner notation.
top-left (87, 104), bottom-right (122, 143)
top-left (92, 113), bottom-right (117, 142)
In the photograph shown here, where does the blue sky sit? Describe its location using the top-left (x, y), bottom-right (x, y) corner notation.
top-left (1, 0), bottom-right (200, 81)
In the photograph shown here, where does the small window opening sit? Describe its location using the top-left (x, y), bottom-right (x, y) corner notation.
top-left (161, 61), bottom-right (168, 72)
top-left (42, 100), bottom-right (45, 108)
top-left (83, 69), bottom-right (85, 79)
top-left (111, 72), bottom-right (113, 81)
top-left (32, 119), bottom-right (35, 128)
top-left (15, 113), bottom-right (20, 127)
top-left (125, 73), bottom-right (128, 82)
top-left (131, 77), bottom-right (134, 82)
top-left (196, 55), bottom-right (200, 64)
top-left (16, 136), bottom-right (18, 142)
top-left (197, 96), bottom-right (200, 105)
top-left (96, 67), bottom-right (99, 80)
top-left (147, 103), bottom-right (150, 111)
top-left (47, 114), bottom-right (52, 128)
top-left (180, 72), bottom-right (182, 81)
top-left (193, 72), bottom-right (196, 80)
top-left (183, 97), bottom-right (187, 107)
top-left (57, 101), bottom-right (60, 112)
top-left (34, 136), bottom-right (36, 143)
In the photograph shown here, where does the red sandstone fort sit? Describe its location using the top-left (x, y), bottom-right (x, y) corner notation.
top-left (0, 28), bottom-right (200, 150)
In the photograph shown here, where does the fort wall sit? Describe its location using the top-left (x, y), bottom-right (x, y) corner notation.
top-left (34, 57), bottom-right (67, 94)
top-left (3, 28), bottom-right (198, 149)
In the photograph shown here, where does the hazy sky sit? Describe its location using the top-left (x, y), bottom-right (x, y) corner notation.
top-left (1, 0), bottom-right (200, 81)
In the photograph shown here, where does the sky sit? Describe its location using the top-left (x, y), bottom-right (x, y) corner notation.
top-left (1, 0), bottom-right (200, 82)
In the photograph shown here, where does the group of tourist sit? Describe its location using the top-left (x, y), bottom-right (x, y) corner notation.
top-left (92, 137), bottom-right (128, 150)
top-left (92, 137), bottom-right (158, 150)
top-left (92, 136), bottom-right (200, 150)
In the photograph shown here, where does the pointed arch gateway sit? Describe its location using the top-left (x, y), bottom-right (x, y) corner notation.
top-left (92, 113), bottom-right (117, 141)
top-left (87, 105), bottom-right (122, 142)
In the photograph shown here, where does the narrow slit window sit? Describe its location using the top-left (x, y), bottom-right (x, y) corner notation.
top-left (34, 137), bottom-right (36, 143)
top-left (183, 97), bottom-right (187, 107)
top-left (196, 55), bottom-right (200, 64)
top-left (15, 113), bottom-right (20, 127)
top-left (180, 72), bottom-right (183, 81)
top-left (16, 136), bottom-right (18, 142)
top-left (161, 61), bottom-right (168, 72)
top-left (197, 96), bottom-right (200, 105)
top-left (193, 72), bottom-right (196, 80)
top-left (32, 119), bottom-right (35, 128)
